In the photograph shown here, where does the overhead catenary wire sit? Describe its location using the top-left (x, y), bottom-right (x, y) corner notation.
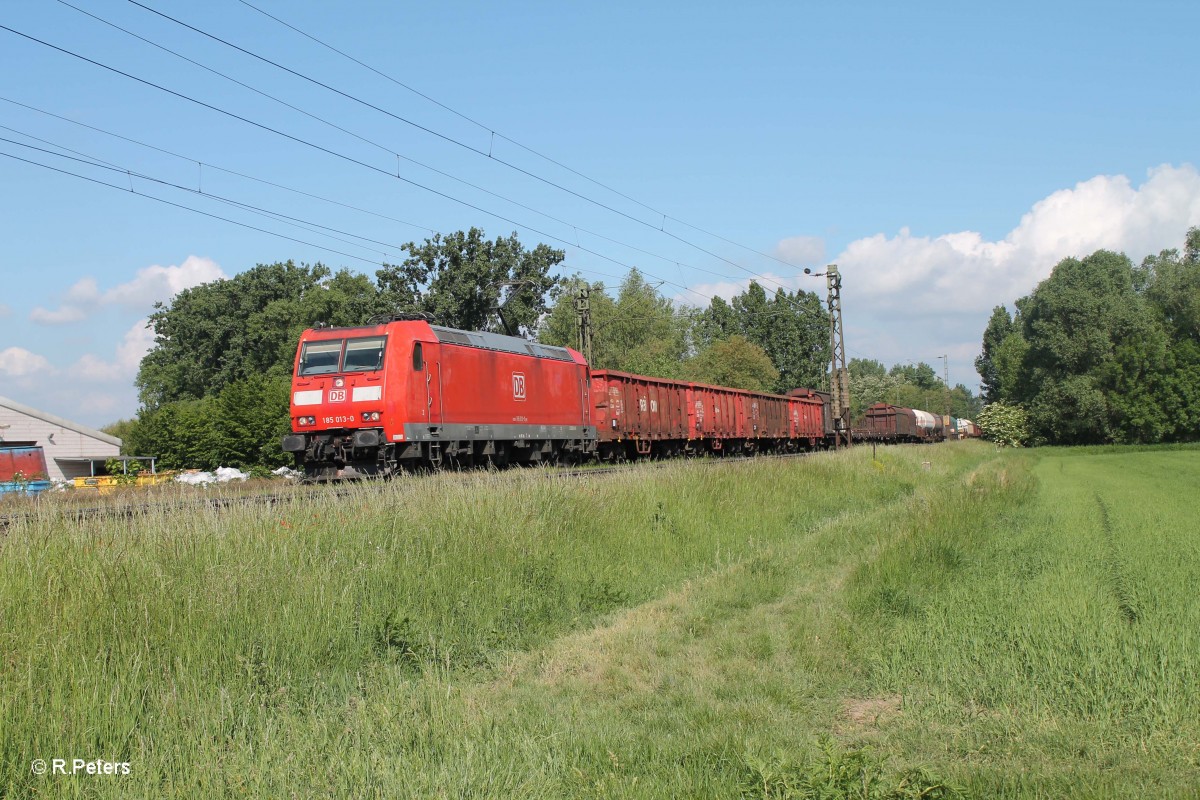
top-left (54, 0), bottom-right (734, 281)
top-left (1, 143), bottom-right (815, 334)
top-left (121, 0), bottom-right (795, 293)
top-left (0, 23), bottom-right (713, 304)
top-left (0, 149), bottom-right (390, 267)
top-left (0, 131), bottom-right (412, 258)
top-left (232, 0), bottom-right (819, 277)
top-left (0, 95), bottom-right (436, 237)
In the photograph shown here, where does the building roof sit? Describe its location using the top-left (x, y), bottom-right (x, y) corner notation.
top-left (0, 395), bottom-right (122, 447)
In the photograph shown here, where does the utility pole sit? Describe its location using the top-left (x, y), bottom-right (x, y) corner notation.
top-left (574, 285), bottom-right (593, 365)
top-left (805, 264), bottom-right (850, 449)
top-left (940, 354), bottom-right (950, 425)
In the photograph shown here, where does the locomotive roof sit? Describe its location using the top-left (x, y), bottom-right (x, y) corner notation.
top-left (429, 326), bottom-right (575, 362)
top-left (302, 321), bottom-right (578, 363)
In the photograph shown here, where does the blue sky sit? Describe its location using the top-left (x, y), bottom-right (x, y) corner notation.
top-left (2, 0), bottom-right (1198, 428)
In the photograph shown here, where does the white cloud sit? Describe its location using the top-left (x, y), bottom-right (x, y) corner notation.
top-left (0, 347), bottom-right (53, 377)
top-left (29, 305), bottom-right (88, 324)
top-left (102, 257), bottom-right (226, 307)
top-left (2, 322), bottom-right (153, 426)
top-left (774, 235), bottom-right (826, 266)
top-left (827, 163), bottom-right (1200, 388)
top-left (68, 319), bottom-right (155, 383)
top-left (676, 164), bottom-right (1200, 393)
top-left (837, 163), bottom-right (1200, 316)
top-left (29, 256), bottom-right (225, 325)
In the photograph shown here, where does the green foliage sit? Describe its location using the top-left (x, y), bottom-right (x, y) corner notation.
top-left (376, 227), bottom-right (562, 335)
top-left (100, 418), bottom-right (137, 451)
top-left (693, 281), bottom-right (831, 393)
top-left (542, 274), bottom-right (830, 393)
top-left (849, 358), bottom-right (981, 420)
top-left (975, 306), bottom-right (1014, 403)
top-left (889, 361), bottom-right (939, 391)
top-left (136, 260), bottom-right (381, 408)
top-left (129, 231), bottom-right (559, 469)
top-left (6, 445), bottom-right (1199, 796)
top-left (540, 269), bottom-right (686, 377)
top-left (684, 335), bottom-right (779, 391)
top-left (127, 375), bottom-right (299, 472)
top-left (740, 738), bottom-right (962, 800)
top-left (975, 228), bottom-right (1200, 445)
top-left (102, 458), bottom-right (138, 486)
top-left (977, 402), bottom-right (1030, 447)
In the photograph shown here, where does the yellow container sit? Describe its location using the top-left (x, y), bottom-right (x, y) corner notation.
top-left (73, 473), bottom-right (174, 493)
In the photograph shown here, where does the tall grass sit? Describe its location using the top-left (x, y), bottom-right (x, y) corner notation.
top-left (1, 452), bottom-right (926, 797)
top-left (3, 443), bottom-right (1195, 797)
top-left (843, 448), bottom-right (1200, 796)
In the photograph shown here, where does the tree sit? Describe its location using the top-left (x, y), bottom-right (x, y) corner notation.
top-left (375, 228), bottom-right (562, 335)
top-left (1017, 250), bottom-right (1170, 444)
top-left (539, 269), bottom-right (688, 376)
top-left (691, 281), bottom-right (830, 393)
top-left (849, 359), bottom-right (899, 418)
top-left (976, 305), bottom-right (1014, 403)
top-left (974, 231), bottom-right (1200, 446)
top-left (136, 261), bottom-right (374, 408)
top-left (889, 361), bottom-right (940, 391)
top-left (683, 336), bottom-right (779, 391)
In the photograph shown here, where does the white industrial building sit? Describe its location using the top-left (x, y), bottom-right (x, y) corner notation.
top-left (0, 395), bottom-right (123, 481)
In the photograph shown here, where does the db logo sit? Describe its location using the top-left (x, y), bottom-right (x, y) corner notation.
top-left (328, 389), bottom-right (347, 402)
top-left (512, 372), bottom-right (526, 401)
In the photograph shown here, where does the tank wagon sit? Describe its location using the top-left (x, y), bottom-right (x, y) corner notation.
top-left (284, 319), bottom-right (838, 478)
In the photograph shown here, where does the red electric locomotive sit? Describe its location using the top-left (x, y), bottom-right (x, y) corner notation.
top-left (282, 317), bottom-right (594, 479)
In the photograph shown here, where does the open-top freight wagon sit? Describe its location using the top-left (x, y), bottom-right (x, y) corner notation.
top-left (590, 371), bottom-right (829, 460)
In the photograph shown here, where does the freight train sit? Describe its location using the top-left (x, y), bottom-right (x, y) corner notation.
top-left (282, 317), bottom-right (953, 479)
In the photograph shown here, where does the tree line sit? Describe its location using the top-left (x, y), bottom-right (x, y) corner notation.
top-left (975, 227), bottom-right (1200, 445)
top-left (115, 229), bottom-right (845, 470)
top-left (848, 359), bottom-right (981, 421)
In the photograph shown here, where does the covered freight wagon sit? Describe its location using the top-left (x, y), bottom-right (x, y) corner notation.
top-left (859, 403), bottom-right (943, 443)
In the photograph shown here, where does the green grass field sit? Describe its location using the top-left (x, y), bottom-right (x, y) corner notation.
top-left (2, 443), bottom-right (1197, 798)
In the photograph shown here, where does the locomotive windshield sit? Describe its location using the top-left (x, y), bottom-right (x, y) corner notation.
top-left (297, 336), bottom-right (387, 376)
top-left (298, 340), bottom-right (342, 376)
top-left (342, 336), bottom-right (386, 372)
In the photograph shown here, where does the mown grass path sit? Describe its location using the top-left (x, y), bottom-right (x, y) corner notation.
top-left (2, 444), bottom-right (1196, 798)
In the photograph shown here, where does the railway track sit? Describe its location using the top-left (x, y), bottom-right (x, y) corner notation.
top-left (0, 450), bottom-right (816, 533)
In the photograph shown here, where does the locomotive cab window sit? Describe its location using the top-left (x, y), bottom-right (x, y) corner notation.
top-left (298, 340), bottom-right (342, 376)
top-left (412, 342), bottom-right (424, 371)
top-left (342, 336), bottom-right (387, 373)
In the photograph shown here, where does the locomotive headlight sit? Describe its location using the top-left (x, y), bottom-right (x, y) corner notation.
top-left (333, 377), bottom-right (345, 388)
top-left (298, 416), bottom-right (315, 426)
